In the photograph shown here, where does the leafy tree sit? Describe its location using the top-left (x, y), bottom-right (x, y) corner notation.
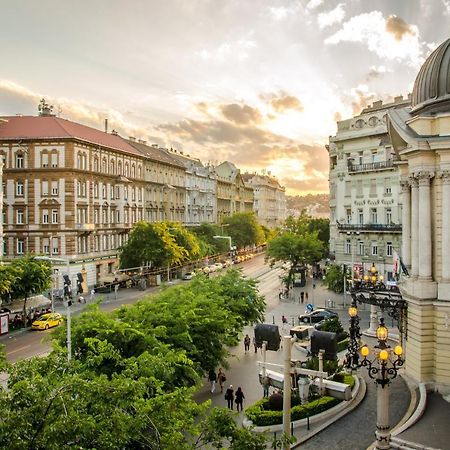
top-left (324, 264), bottom-right (345, 293)
top-left (191, 222), bottom-right (229, 255)
top-left (0, 264), bottom-right (20, 298)
top-left (166, 222), bottom-right (201, 261)
top-left (8, 256), bottom-right (52, 325)
top-left (119, 221), bottom-right (188, 269)
top-left (307, 217), bottom-right (330, 254)
top-left (222, 212), bottom-right (265, 249)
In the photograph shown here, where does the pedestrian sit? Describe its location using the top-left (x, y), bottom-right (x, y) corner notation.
top-left (282, 315), bottom-right (287, 324)
top-left (305, 292), bottom-right (309, 302)
top-left (235, 387), bottom-right (245, 412)
top-left (244, 334), bottom-right (251, 353)
top-left (217, 368), bottom-right (226, 393)
top-left (225, 385), bottom-right (234, 410)
top-left (262, 376), bottom-right (270, 398)
top-left (253, 336), bottom-right (258, 353)
top-left (90, 289), bottom-right (95, 301)
top-left (208, 369), bottom-right (217, 393)
top-left (78, 295), bottom-right (85, 303)
top-left (300, 292), bottom-right (304, 304)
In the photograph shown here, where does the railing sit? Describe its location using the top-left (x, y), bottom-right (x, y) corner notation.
top-left (348, 160), bottom-right (394, 173)
top-left (337, 223), bottom-right (402, 232)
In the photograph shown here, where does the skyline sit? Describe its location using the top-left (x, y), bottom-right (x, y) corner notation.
top-left (1, 0), bottom-right (448, 195)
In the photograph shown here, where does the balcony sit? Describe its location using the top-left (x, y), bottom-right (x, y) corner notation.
top-left (348, 160), bottom-right (394, 174)
top-left (75, 223), bottom-right (95, 232)
top-left (337, 223), bottom-right (402, 233)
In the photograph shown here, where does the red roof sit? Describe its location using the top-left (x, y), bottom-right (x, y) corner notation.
top-left (0, 115), bottom-right (141, 156)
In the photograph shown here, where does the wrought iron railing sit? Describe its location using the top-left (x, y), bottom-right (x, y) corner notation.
top-left (337, 223), bottom-right (402, 232)
top-left (348, 160), bottom-right (394, 173)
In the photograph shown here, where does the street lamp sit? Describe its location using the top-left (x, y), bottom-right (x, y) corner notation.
top-left (359, 317), bottom-right (404, 450)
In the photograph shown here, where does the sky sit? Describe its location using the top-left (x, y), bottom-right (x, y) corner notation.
top-left (0, 0), bottom-right (448, 195)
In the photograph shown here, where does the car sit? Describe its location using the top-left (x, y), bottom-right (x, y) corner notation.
top-left (182, 272), bottom-right (194, 280)
top-left (32, 312), bottom-right (64, 330)
top-left (298, 308), bottom-right (338, 324)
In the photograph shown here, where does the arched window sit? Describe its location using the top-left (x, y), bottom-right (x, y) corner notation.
top-left (15, 152), bottom-right (24, 169)
top-left (102, 158), bottom-right (107, 173)
top-left (131, 164), bottom-right (136, 178)
top-left (138, 165), bottom-right (142, 179)
top-left (124, 162), bottom-right (129, 177)
top-left (51, 150), bottom-right (58, 167)
top-left (110, 159), bottom-right (115, 175)
top-left (118, 161), bottom-right (122, 175)
top-left (93, 157), bottom-right (99, 172)
top-left (77, 153), bottom-right (82, 169)
top-left (82, 153), bottom-right (87, 170)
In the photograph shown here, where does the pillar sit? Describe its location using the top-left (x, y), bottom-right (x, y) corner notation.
top-left (410, 176), bottom-right (419, 277)
top-left (440, 171), bottom-right (450, 281)
top-left (375, 382), bottom-right (391, 450)
top-left (418, 172), bottom-right (433, 280)
top-left (283, 335), bottom-right (292, 450)
top-left (400, 179), bottom-right (411, 267)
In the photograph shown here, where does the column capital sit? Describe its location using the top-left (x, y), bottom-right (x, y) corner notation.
top-left (408, 175), bottom-right (419, 188)
top-left (400, 178), bottom-right (411, 191)
top-left (415, 171), bottom-right (434, 186)
top-left (437, 170), bottom-right (450, 184)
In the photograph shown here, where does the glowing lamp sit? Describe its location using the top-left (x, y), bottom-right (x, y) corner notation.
top-left (379, 349), bottom-right (389, 361)
top-left (361, 345), bottom-right (370, 357)
top-left (348, 305), bottom-right (358, 318)
top-left (394, 345), bottom-right (403, 356)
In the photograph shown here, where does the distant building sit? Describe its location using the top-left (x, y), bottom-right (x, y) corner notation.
top-left (328, 95), bottom-right (410, 280)
top-left (242, 172), bottom-right (286, 228)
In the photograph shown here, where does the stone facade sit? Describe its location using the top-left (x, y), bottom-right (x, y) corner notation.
top-left (328, 96), bottom-right (410, 280)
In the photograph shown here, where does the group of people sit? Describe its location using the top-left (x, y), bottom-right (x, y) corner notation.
top-left (208, 368), bottom-right (245, 411)
top-left (243, 334), bottom-right (258, 353)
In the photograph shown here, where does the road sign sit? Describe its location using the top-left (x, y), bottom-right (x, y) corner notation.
top-left (306, 303), bottom-right (314, 313)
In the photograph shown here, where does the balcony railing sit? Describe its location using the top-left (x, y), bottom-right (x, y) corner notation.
top-left (348, 160), bottom-right (394, 173)
top-left (337, 223), bottom-right (402, 233)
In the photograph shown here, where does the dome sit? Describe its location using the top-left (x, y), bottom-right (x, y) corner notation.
top-left (411, 38), bottom-right (450, 114)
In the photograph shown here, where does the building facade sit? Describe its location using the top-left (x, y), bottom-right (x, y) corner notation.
top-left (242, 172), bottom-right (286, 228)
top-left (388, 37), bottom-right (450, 389)
top-left (328, 96), bottom-right (410, 281)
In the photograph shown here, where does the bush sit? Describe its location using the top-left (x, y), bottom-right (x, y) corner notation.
top-left (332, 372), bottom-right (356, 389)
top-left (245, 396), bottom-right (341, 427)
top-left (337, 338), bottom-right (349, 353)
top-left (303, 356), bottom-right (340, 375)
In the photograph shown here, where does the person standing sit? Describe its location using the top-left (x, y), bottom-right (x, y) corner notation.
top-left (217, 368), bottom-right (226, 393)
top-left (305, 292), bottom-right (309, 303)
top-left (300, 292), bottom-right (304, 304)
top-left (253, 336), bottom-right (258, 353)
top-left (244, 334), bottom-right (251, 353)
top-left (225, 385), bottom-right (234, 410)
top-left (262, 376), bottom-right (270, 398)
top-left (208, 369), bottom-right (217, 393)
top-left (235, 387), bottom-right (245, 412)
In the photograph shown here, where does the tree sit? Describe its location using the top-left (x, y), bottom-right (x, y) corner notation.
top-left (0, 264), bottom-right (20, 298)
top-left (222, 212), bottom-right (265, 249)
top-left (191, 223), bottom-right (229, 255)
top-left (8, 256), bottom-right (52, 326)
top-left (323, 264), bottom-right (345, 293)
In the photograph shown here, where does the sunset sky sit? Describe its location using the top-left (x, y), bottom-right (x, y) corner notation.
top-left (0, 0), bottom-right (448, 195)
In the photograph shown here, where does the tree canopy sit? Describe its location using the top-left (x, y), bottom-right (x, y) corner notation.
top-left (222, 212), bottom-right (265, 249)
top-left (0, 270), bottom-right (268, 449)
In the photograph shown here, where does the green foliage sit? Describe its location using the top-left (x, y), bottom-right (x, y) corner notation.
top-left (303, 356), bottom-right (340, 375)
top-left (337, 337), bottom-right (350, 353)
top-left (324, 264), bottom-right (345, 293)
top-left (191, 222), bottom-right (229, 255)
top-left (332, 372), bottom-right (356, 389)
top-left (223, 212), bottom-right (265, 248)
top-left (245, 396), bottom-right (341, 426)
top-left (0, 264), bottom-right (20, 297)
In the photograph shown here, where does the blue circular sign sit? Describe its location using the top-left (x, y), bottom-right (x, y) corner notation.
top-left (306, 303), bottom-right (314, 312)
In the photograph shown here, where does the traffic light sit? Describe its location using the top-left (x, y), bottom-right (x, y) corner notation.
top-left (76, 272), bottom-right (83, 294)
top-left (63, 274), bottom-right (71, 298)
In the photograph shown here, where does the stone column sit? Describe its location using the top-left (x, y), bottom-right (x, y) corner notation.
top-left (410, 176), bottom-right (419, 277)
top-left (400, 179), bottom-right (411, 267)
top-left (439, 171), bottom-right (450, 281)
top-left (418, 172), bottom-right (434, 280)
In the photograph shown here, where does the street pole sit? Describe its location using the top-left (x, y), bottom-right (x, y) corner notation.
top-left (376, 379), bottom-right (390, 449)
top-left (343, 270), bottom-right (347, 308)
top-left (67, 303), bottom-right (72, 361)
top-left (282, 335), bottom-right (292, 450)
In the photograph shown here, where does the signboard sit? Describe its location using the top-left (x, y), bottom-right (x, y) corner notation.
top-left (306, 303), bottom-right (314, 313)
top-left (0, 313), bottom-right (9, 335)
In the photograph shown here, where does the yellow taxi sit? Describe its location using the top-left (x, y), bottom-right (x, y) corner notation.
top-left (31, 312), bottom-right (63, 330)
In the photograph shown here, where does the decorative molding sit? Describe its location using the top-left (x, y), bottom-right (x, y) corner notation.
top-left (436, 170), bottom-right (450, 185)
top-left (408, 176), bottom-right (419, 188)
top-left (354, 199), bottom-right (366, 206)
top-left (381, 198), bottom-right (394, 205)
top-left (367, 199), bottom-right (380, 205)
top-left (415, 171), bottom-right (434, 186)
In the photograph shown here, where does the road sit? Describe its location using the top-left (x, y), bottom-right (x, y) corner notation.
top-left (1, 254), bottom-right (278, 362)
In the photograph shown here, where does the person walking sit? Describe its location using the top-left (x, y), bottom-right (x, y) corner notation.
top-left (225, 385), bottom-right (234, 410)
top-left (244, 334), bottom-right (251, 353)
top-left (305, 292), bottom-right (309, 302)
top-left (208, 369), bottom-right (217, 393)
top-left (300, 291), bottom-right (304, 304)
top-left (253, 336), bottom-right (258, 353)
top-left (217, 368), bottom-right (226, 393)
top-left (235, 387), bottom-right (245, 412)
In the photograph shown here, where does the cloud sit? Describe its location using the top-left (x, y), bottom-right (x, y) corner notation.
top-left (196, 38), bottom-right (257, 62)
top-left (261, 91), bottom-right (304, 113)
top-left (385, 15), bottom-right (416, 41)
top-left (365, 65), bottom-right (390, 82)
top-left (306, 0), bottom-right (324, 10)
top-left (317, 4), bottom-right (346, 29)
top-left (269, 6), bottom-right (290, 21)
top-left (220, 103), bottom-right (262, 125)
top-left (347, 84), bottom-right (379, 115)
top-left (325, 11), bottom-right (425, 67)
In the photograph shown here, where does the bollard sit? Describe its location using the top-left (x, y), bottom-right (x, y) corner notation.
top-left (307, 413), bottom-right (310, 430)
top-left (291, 422), bottom-right (294, 435)
top-left (292, 317), bottom-right (295, 326)
top-left (273, 315), bottom-right (275, 324)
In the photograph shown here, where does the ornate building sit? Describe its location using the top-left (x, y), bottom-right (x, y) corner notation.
top-left (242, 172), bottom-right (286, 228)
top-left (328, 96), bottom-right (410, 281)
top-left (163, 149), bottom-right (216, 226)
top-left (0, 112), bottom-right (146, 287)
top-left (388, 37), bottom-right (450, 389)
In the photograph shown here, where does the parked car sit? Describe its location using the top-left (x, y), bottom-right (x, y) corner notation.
top-left (32, 312), bottom-right (63, 331)
top-left (182, 272), bottom-right (194, 280)
top-left (298, 308), bottom-right (338, 324)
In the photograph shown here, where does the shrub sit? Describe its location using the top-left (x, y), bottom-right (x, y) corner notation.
top-left (337, 338), bottom-right (349, 353)
top-left (245, 396), bottom-right (341, 427)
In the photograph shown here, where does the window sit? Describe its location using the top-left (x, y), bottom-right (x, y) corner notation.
top-left (42, 209), bottom-right (49, 224)
top-left (386, 241), bottom-right (393, 257)
top-left (2, 209), bottom-right (6, 225)
top-left (116, 210), bottom-right (120, 223)
top-left (358, 241), bottom-right (365, 256)
top-left (102, 158), bottom-right (107, 173)
top-left (370, 179), bottom-right (377, 196)
top-left (132, 187), bottom-right (136, 201)
top-left (42, 181), bottom-right (48, 196)
top-left (345, 239), bottom-right (351, 254)
top-left (16, 209), bottom-right (24, 224)
top-left (125, 162), bottom-right (129, 177)
top-left (52, 237), bottom-right (59, 254)
top-left (345, 181), bottom-right (351, 197)
top-left (51, 181), bottom-right (58, 196)
top-left (77, 153), bottom-right (82, 169)
top-left (371, 208), bottom-right (377, 224)
top-left (110, 160), bottom-right (115, 175)
top-left (51, 152), bottom-right (58, 167)
top-left (102, 184), bottom-right (107, 199)
top-left (17, 239), bottom-right (25, 255)
top-left (93, 157), bottom-right (99, 172)
top-left (138, 187), bottom-right (142, 202)
top-left (131, 164), bottom-right (136, 178)
top-left (43, 243), bottom-right (50, 254)
top-left (102, 209), bottom-right (107, 224)
top-left (0, 152), bottom-right (6, 168)
top-left (356, 179), bottom-right (363, 197)
top-left (386, 208), bottom-right (392, 225)
top-left (94, 209), bottom-right (99, 224)
top-left (115, 186), bottom-right (120, 199)
top-left (124, 187), bottom-right (128, 201)
top-left (94, 183), bottom-right (99, 198)
top-left (371, 242), bottom-right (378, 256)
top-left (118, 161), bottom-right (122, 175)
top-left (358, 152), bottom-right (363, 165)
top-left (358, 209), bottom-right (364, 225)
top-left (16, 153), bottom-right (24, 168)
top-left (346, 208), bottom-right (352, 224)
top-left (51, 209), bottom-right (58, 224)
top-left (111, 185), bottom-right (115, 200)
top-left (16, 181), bottom-right (24, 196)
top-left (42, 153), bottom-right (49, 167)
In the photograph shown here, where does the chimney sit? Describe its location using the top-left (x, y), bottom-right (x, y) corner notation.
top-left (138, 139), bottom-right (147, 144)
top-left (152, 144), bottom-right (159, 148)
top-left (129, 136), bottom-right (136, 141)
top-left (394, 95), bottom-right (404, 103)
top-left (104, 118), bottom-right (108, 133)
top-left (111, 129), bottom-right (118, 136)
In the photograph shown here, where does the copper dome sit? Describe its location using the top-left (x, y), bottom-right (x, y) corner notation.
top-left (411, 38), bottom-right (450, 114)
